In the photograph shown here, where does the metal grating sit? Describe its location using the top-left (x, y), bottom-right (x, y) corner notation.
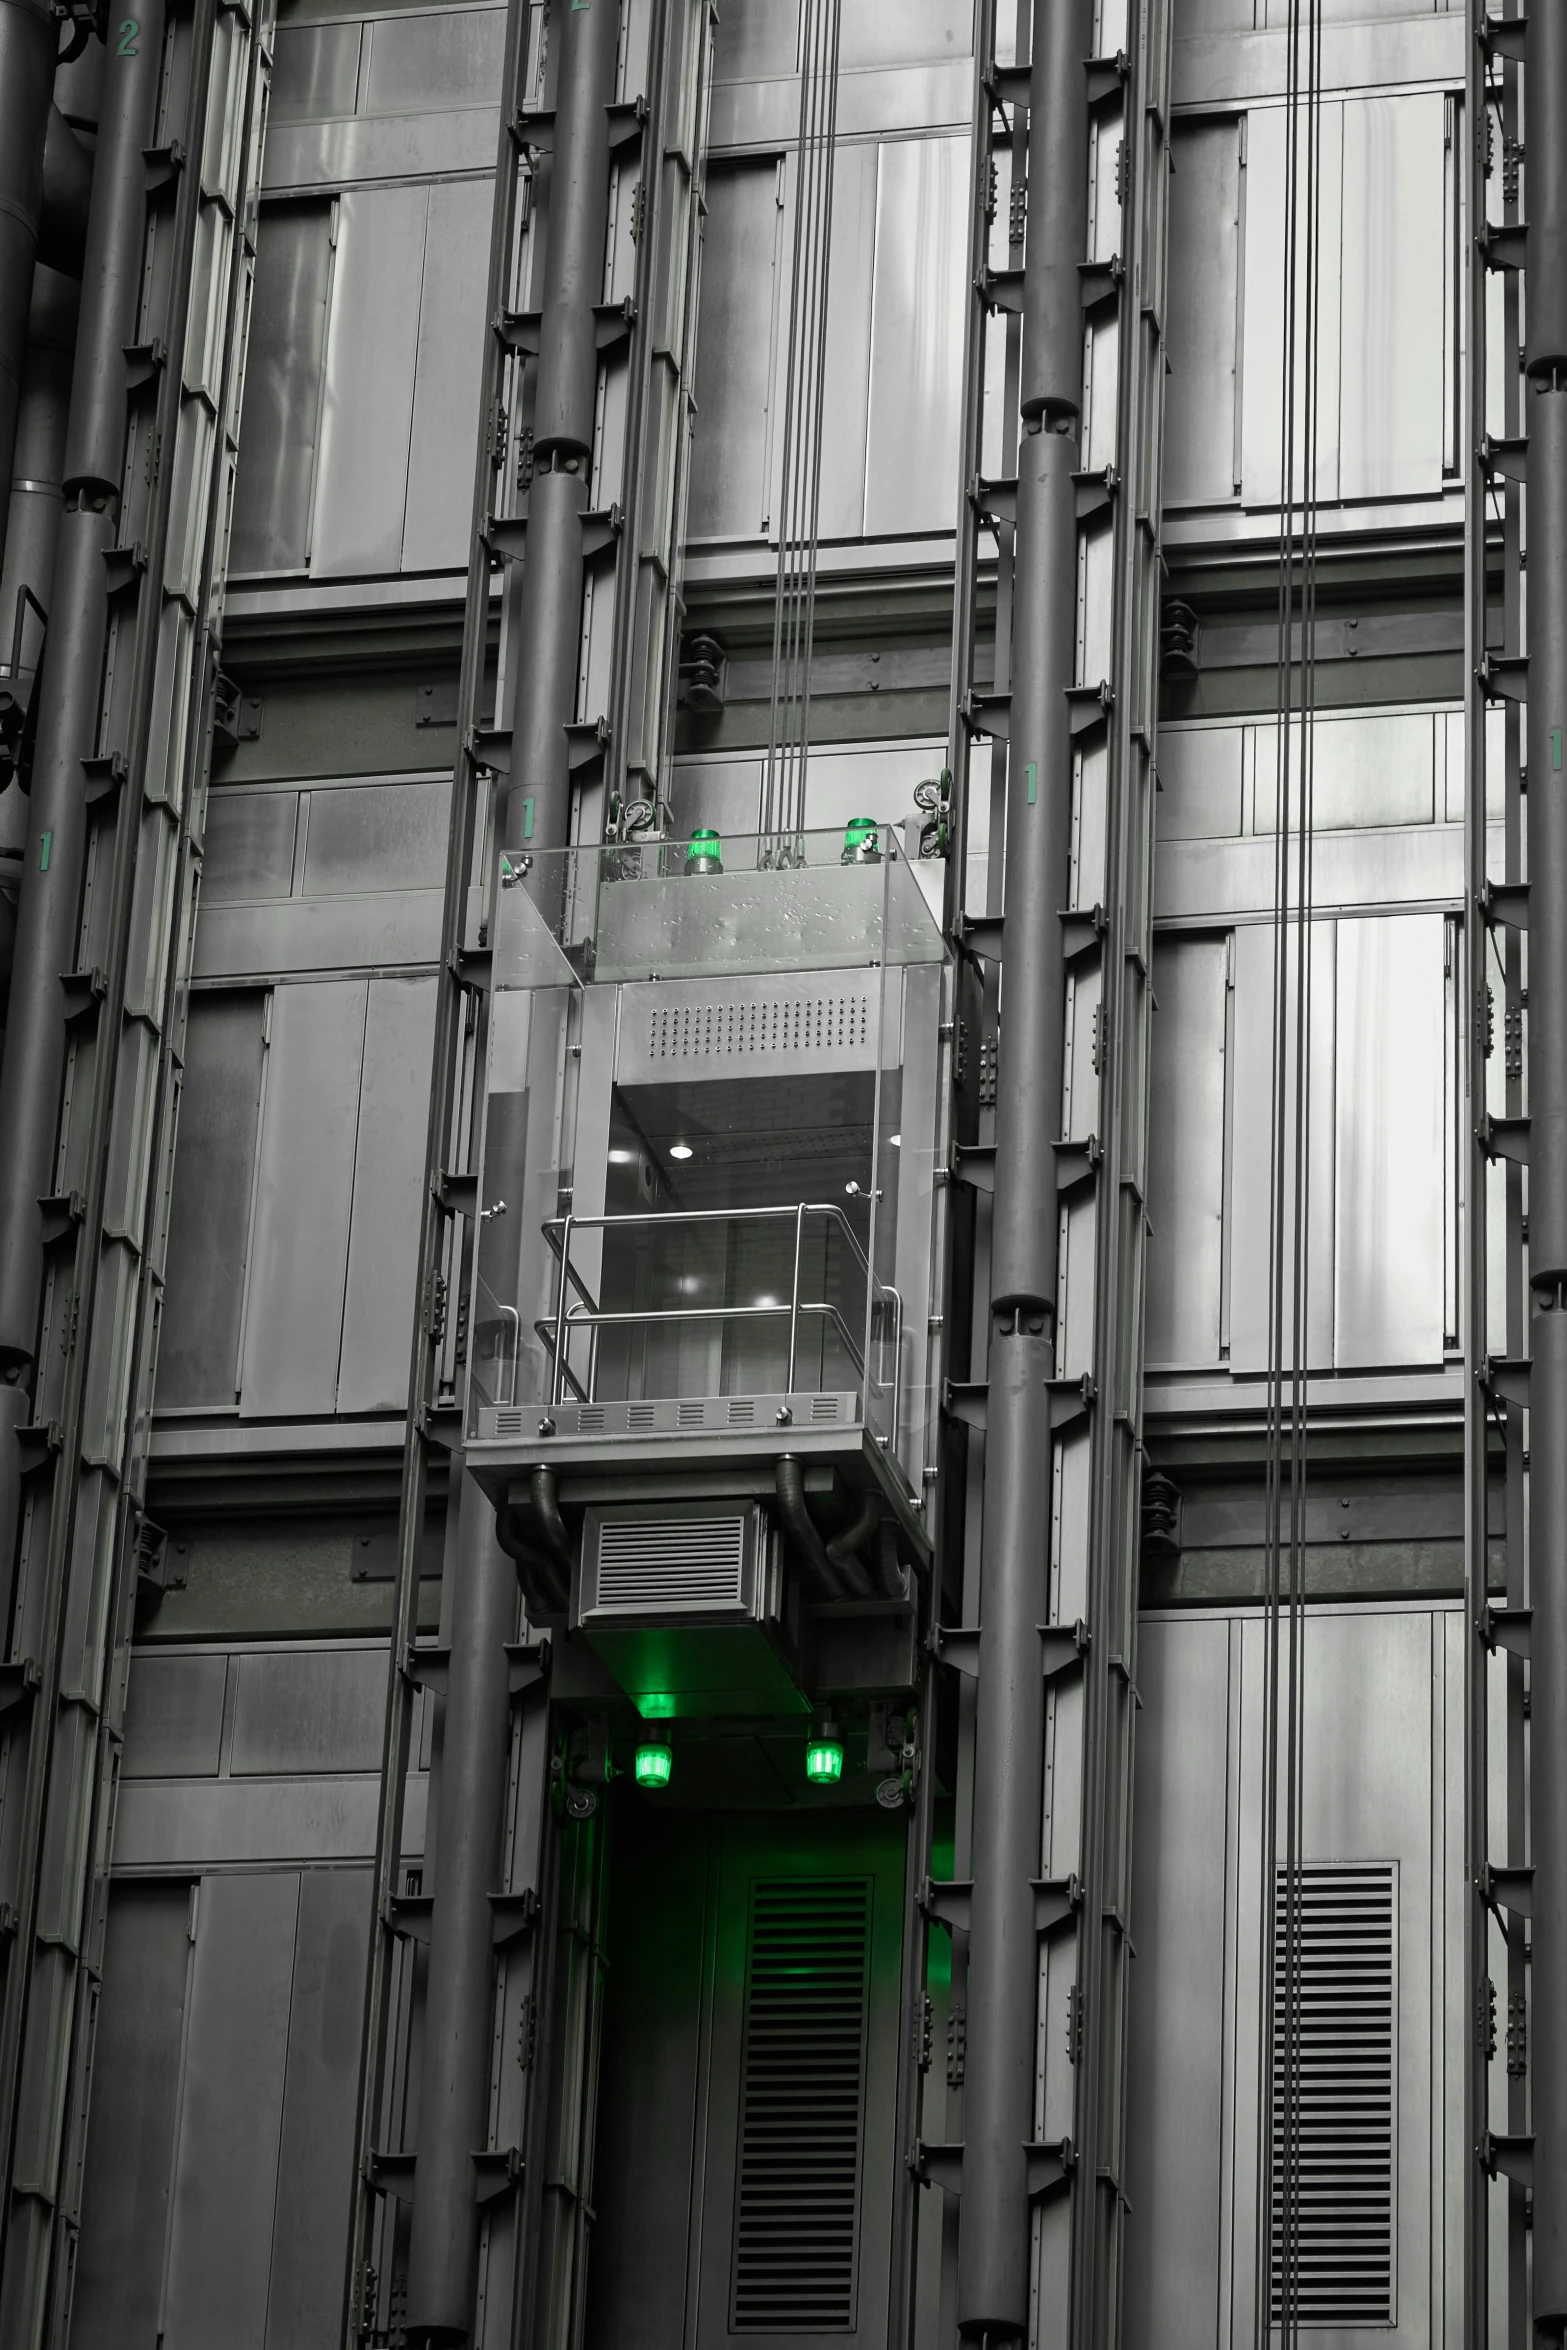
top-left (1269, 1863), bottom-right (1396, 2326)
top-left (593, 1515), bottom-right (747, 1609)
top-left (731, 1878), bottom-right (871, 2334)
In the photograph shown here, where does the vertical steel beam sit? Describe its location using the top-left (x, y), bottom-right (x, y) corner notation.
top-left (0, 15), bottom-right (159, 1582)
top-left (502, 0), bottom-right (618, 859)
top-left (0, 0), bottom-right (56, 585)
top-left (1529, 0), bottom-right (1567, 2326)
top-left (959, 1), bottom-right (1090, 2334)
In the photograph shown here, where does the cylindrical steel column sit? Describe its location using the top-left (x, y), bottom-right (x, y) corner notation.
top-left (1528, 0), bottom-right (1567, 2326)
top-left (958, 2), bottom-right (1091, 2336)
top-left (500, 0), bottom-right (618, 855)
top-left (405, 1477), bottom-right (517, 2346)
top-left (0, 0), bottom-right (56, 587)
top-left (0, 16), bottom-right (159, 1517)
top-left (0, 266), bottom-right (78, 685)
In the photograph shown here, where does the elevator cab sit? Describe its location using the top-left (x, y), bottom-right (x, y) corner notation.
top-left (465, 823), bottom-right (951, 2346)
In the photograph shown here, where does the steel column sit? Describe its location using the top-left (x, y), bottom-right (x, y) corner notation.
top-left (502, 0), bottom-right (618, 857)
top-left (406, 1480), bottom-right (519, 2345)
top-left (0, 12), bottom-right (159, 1535)
top-left (959, 0), bottom-right (1091, 2332)
top-left (0, 0), bottom-right (56, 585)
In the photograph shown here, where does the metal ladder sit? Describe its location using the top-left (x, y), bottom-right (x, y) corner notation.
top-left (0, 0), bottom-right (272, 2335)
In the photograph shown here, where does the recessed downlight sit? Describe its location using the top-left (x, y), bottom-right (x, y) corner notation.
top-left (669, 1142), bottom-right (693, 1160)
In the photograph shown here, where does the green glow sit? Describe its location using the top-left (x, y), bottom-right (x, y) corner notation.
top-left (805, 1736), bottom-right (844, 1785)
top-left (638, 1692), bottom-right (678, 1719)
top-left (841, 816), bottom-right (880, 863)
top-left (634, 1740), bottom-right (673, 1789)
top-left (685, 826), bottom-right (723, 874)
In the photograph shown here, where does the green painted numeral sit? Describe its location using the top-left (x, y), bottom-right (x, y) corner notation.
top-left (1025, 760), bottom-right (1037, 806)
top-left (1553, 726), bottom-right (1562, 773)
top-left (523, 795), bottom-right (535, 841)
top-left (118, 17), bottom-right (139, 54)
top-left (39, 830), bottom-right (52, 873)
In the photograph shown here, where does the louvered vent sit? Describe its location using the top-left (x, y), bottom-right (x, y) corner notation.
top-left (1269, 1863), bottom-right (1396, 2326)
top-left (731, 1879), bottom-right (871, 2334)
top-left (593, 1514), bottom-right (747, 1609)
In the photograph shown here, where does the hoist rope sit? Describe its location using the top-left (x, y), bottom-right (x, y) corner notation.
top-left (1254, 0), bottom-right (1324, 2331)
top-left (762, 0), bottom-right (842, 860)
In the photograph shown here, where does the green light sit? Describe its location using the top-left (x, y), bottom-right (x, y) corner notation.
top-left (805, 1735), bottom-right (844, 1785)
top-left (638, 1692), bottom-right (678, 1719)
top-left (685, 826), bottom-right (723, 875)
top-left (635, 1740), bottom-right (673, 1789)
top-left (841, 816), bottom-right (881, 864)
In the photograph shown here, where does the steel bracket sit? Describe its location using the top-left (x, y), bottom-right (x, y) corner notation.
top-left (122, 338), bottom-right (168, 391)
top-left (913, 2139), bottom-right (964, 2193)
top-left (930, 1624), bottom-right (980, 1676)
top-left (1033, 1875), bottom-right (1083, 1936)
top-left (1066, 680), bottom-right (1114, 740)
top-left (1481, 224), bottom-right (1528, 273)
top-left (985, 62), bottom-right (1032, 116)
top-left (1054, 1135), bottom-right (1102, 1197)
top-left (921, 1877), bottom-right (972, 1933)
top-left (1483, 2130), bottom-right (1535, 2186)
top-left (509, 104), bottom-right (555, 157)
top-left (594, 298), bottom-right (637, 356)
top-left (954, 911), bottom-right (1005, 963)
top-left (1481, 1113), bottom-right (1530, 1166)
top-left (1079, 256), bottom-right (1124, 315)
top-left (1481, 651), bottom-right (1529, 703)
top-left (489, 1888), bottom-right (538, 1949)
top-left (950, 1142), bottom-right (996, 1192)
top-left (506, 1637), bottom-right (551, 1700)
top-left (13, 1423), bottom-right (62, 1476)
top-left (1484, 1354), bottom-right (1531, 1410)
top-left (978, 265), bottom-right (1025, 315)
top-left (1482, 878), bottom-right (1530, 930)
top-left (1061, 902), bottom-right (1108, 965)
top-left (497, 307), bottom-right (542, 356)
top-left (1481, 15), bottom-right (1528, 62)
top-left (417, 1399), bottom-right (463, 1451)
top-left (103, 541), bottom-right (148, 597)
top-left (37, 1190), bottom-right (86, 1247)
top-left (470, 723), bottom-right (512, 775)
top-left (1041, 1620), bottom-right (1091, 1680)
top-left (566, 716), bottom-right (611, 777)
top-left (1049, 1374), bottom-right (1096, 1435)
top-left (970, 473), bottom-right (1017, 527)
top-left (605, 94), bottom-right (649, 158)
top-left (943, 1380), bottom-right (989, 1432)
top-left (369, 2149), bottom-right (417, 2201)
top-left (1084, 50), bottom-right (1130, 104)
top-left (1482, 434), bottom-right (1529, 487)
top-left (1485, 1863), bottom-right (1534, 1920)
top-left (141, 142), bottom-right (185, 195)
top-left (1482, 1602), bottom-right (1533, 1659)
top-left (1027, 2136), bottom-right (1077, 2201)
top-left (389, 1892), bottom-right (433, 1945)
top-left (473, 2146), bottom-right (524, 2205)
top-left (59, 967), bottom-right (107, 1028)
top-left (450, 942), bottom-right (493, 993)
top-left (82, 751), bottom-right (129, 805)
top-left (1074, 465), bottom-right (1118, 521)
top-left (439, 1170), bottom-right (479, 1218)
top-left (962, 689), bottom-right (1011, 742)
top-left (0, 1660), bottom-right (41, 1718)
top-left (406, 1642), bottom-right (449, 1697)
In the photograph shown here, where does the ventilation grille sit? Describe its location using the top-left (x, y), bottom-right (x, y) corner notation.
top-left (732, 1879), bottom-right (871, 2334)
top-left (648, 993), bottom-right (871, 1065)
top-left (1269, 1863), bottom-right (1396, 2327)
top-left (592, 1514), bottom-right (747, 1610)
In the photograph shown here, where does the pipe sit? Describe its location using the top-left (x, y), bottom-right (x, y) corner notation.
top-left (405, 1476), bottom-right (519, 2346)
top-left (0, 266), bottom-right (78, 711)
top-left (0, 0), bottom-right (56, 589)
top-left (825, 1487), bottom-right (881, 1580)
top-left (528, 1463), bottom-right (574, 1580)
top-left (958, 0), bottom-right (1091, 2334)
top-left (496, 1503), bottom-right (568, 1620)
top-left (774, 1456), bottom-right (853, 1600)
top-left (0, 15), bottom-right (162, 1533)
top-left (499, 0), bottom-right (618, 858)
top-left (1525, 0), bottom-right (1567, 2310)
top-left (38, 109), bottom-right (92, 281)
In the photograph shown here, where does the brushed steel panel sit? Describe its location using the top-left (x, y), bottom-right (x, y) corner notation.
top-left (817, 141), bottom-right (878, 540)
top-left (1146, 935), bottom-right (1229, 1366)
top-left (338, 975), bottom-right (439, 1411)
top-left (689, 160), bottom-right (782, 539)
top-left (1227, 918), bottom-right (1335, 1372)
top-left (1125, 1618), bottom-right (1231, 2349)
top-left (269, 21), bottom-right (361, 124)
top-left (122, 1652), bottom-right (228, 1778)
top-left (229, 202), bottom-right (333, 575)
top-left (402, 175), bottom-right (493, 570)
top-left (1339, 93), bottom-right (1446, 500)
top-left (266, 1869), bottom-right (371, 2350)
top-left (261, 109), bottom-right (499, 191)
top-left (363, 6), bottom-right (504, 112)
top-left (1333, 912), bottom-right (1446, 1368)
top-left (311, 183), bottom-right (426, 577)
top-left (162, 1872), bottom-right (300, 2350)
top-left (1173, 15), bottom-right (1464, 106)
top-left (230, 1647), bottom-right (386, 1775)
top-left (300, 778), bottom-right (451, 895)
top-left (1165, 120), bottom-right (1241, 504)
top-left (864, 134), bottom-right (966, 537)
top-left (1250, 710), bottom-right (1437, 834)
top-left (711, 0), bottom-right (800, 80)
top-left (239, 978), bottom-right (367, 1416)
top-left (1157, 725), bottom-right (1244, 841)
top-left (201, 786), bottom-right (299, 901)
top-left (112, 1774), bottom-right (428, 1867)
top-left (157, 992), bottom-right (267, 1408)
top-left (1240, 99), bottom-right (1342, 506)
top-left (1154, 825), bottom-right (1463, 922)
top-left (190, 890), bottom-right (445, 978)
top-left (708, 61), bottom-right (972, 147)
top-left (839, 0), bottom-right (972, 68)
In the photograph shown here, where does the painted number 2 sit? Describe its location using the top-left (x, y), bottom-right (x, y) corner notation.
top-left (118, 17), bottom-right (139, 53)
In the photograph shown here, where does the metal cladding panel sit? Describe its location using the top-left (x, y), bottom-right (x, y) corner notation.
top-left (156, 990), bottom-right (267, 1409)
top-left (238, 977), bottom-right (367, 1417)
top-left (863, 133), bottom-right (966, 538)
top-left (1146, 935), bottom-right (1229, 1367)
top-left (361, 6), bottom-right (505, 112)
top-left (268, 22), bottom-right (362, 123)
top-left (228, 1647), bottom-right (388, 1775)
top-left (1157, 725), bottom-right (1245, 843)
top-left (710, 0), bottom-right (801, 79)
top-left (1124, 1617), bottom-right (1231, 2349)
top-left (1251, 712), bottom-right (1439, 836)
top-left (265, 1869), bottom-right (372, 2350)
top-left (310, 182), bottom-right (426, 576)
top-left (402, 176), bottom-right (493, 572)
top-left (1338, 94), bottom-right (1447, 501)
top-left (70, 1885), bottom-right (193, 2350)
top-left (121, 1651), bottom-right (228, 1779)
top-left (615, 972), bottom-right (883, 1084)
top-left (1241, 100), bottom-right (1344, 506)
top-left (816, 140), bottom-right (878, 540)
top-left (838, 0), bottom-right (972, 67)
top-left (688, 159), bottom-right (782, 539)
top-left (1164, 119), bottom-right (1242, 505)
top-left (1333, 913), bottom-right (1447, 1370)
top-left (228, 201), bottom-right (333, 574)
top-left (1226, 918), bottom-right (1336, 1373)
top-left (338, 974), bottom-right (439, 1412)
top-left (161, 1872), bottom-right (301, 2350)
top-left (299, 778), bottom-right (451, 896)
top-left (199, 788), bottom-right (300, 901)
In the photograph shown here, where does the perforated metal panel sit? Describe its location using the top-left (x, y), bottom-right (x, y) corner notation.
top-left (1269, 1864), bottom-right (1397, 2326)
top-left (730, 1879), bottom-right (872, 2334)
top-left (615, 975), bottom-right (883, 1084)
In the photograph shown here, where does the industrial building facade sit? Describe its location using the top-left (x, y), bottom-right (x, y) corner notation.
top-left (0, 0), bottom-right (1547, 2342)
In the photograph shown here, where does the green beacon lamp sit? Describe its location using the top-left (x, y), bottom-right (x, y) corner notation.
top-left (841, 816), bottom-right (881, 865)
top-left (805, 1721), bottom-right (845, 1785)
top-left (684, 826), bottom-right (723, 876)
top-left (634, 1738), bottom-right (674, 1790)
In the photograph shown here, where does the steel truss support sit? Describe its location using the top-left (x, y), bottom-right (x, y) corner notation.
top-left (0, 0), bottom-right (269, 2334)
top-left (930, 0), bottom-right (1170, 2337)
top-left (348, 2), bottom-right (714, 2339)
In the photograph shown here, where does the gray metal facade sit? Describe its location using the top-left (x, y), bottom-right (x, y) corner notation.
top-left (0, 0), bottom-right (1544, 2343)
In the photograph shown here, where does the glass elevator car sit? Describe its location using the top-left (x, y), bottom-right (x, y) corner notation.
top-left (465, 825), bottom-right (953, 2348)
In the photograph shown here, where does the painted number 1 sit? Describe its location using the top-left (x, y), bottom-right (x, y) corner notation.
top-left (118, 17), bottom-right (139, 53)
